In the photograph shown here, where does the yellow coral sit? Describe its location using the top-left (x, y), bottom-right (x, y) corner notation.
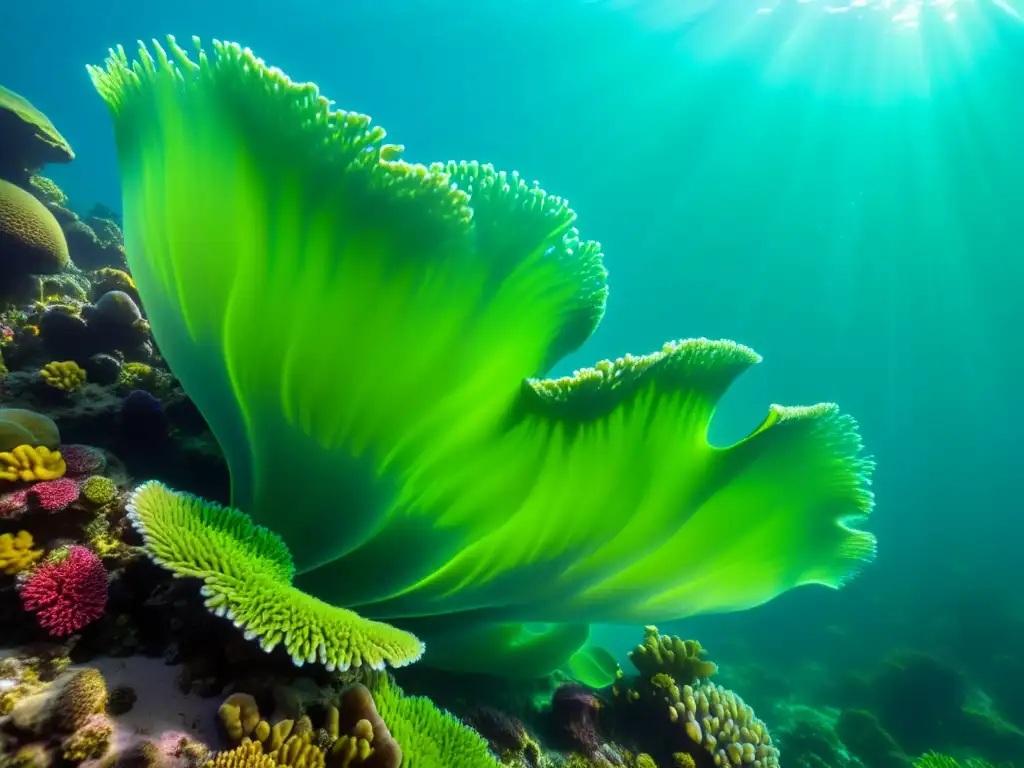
top-left (206, 736), bottom-right (325, 768)
top-left (81, 475), bottom-right (118, 506)
top-left (40, 360), bottom-right (86, 391)
top-left (0, 530), bottom-right (43, 574)
top-left (219, 692), bottom-right (262, 743)
top-left (56, 668), bottom-right (108, 731)
top-left (84, 517), bottom-right (125, 559)
top-left (90, 267), bottom-right (137, 299)
top-left (62, 714), bottom-right (113, 761)
top-left (206, 739), bottom-right (278, 768)
top-left (0, 444), bottom-right (66, 482)
top-left (673, 753), bottom-right (696, 768)
top-left (634, 755), bottom-right (658, 768)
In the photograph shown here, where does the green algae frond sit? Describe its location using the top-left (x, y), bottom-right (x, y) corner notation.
top-left (92, 37), bottom-right (875, 675)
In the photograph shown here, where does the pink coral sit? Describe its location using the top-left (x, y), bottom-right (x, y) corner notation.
top-left (27, 477), bottom-right (79, 511)
top-left (0, 487), bottom-right (29, 517)
top-left (60, 444), bottom-right (107, 476)
top-left (20, 546), bottom-right (108, 635)
top-left (0, 477), bottom-right (80, 516)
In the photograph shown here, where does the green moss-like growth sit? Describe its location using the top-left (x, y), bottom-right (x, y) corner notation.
top-left (126, 480), bottom-right (424, 671)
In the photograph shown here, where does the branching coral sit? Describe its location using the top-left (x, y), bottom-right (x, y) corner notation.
top-left (40, 360), bottom-right (87, 391)
top-left (90, 36), bottom-right (876, 677)
top-left (0, 530), bottom-right (43, 574)
top-left (0, 444), bottom-right (66, 482)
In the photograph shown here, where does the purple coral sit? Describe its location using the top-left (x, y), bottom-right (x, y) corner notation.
top-left (61, 444), bottom-right (107, 476)
top-left (551, 683), bottom-right (605, 755)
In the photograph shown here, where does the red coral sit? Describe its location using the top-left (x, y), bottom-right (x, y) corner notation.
top-left (27, 477), bottom-right (79, 511)
top-left (60, 445), bottom-right (107, 476)
top-left (20, 546), bottom-right (108, 636)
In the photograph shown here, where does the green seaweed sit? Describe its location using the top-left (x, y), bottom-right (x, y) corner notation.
top-left (94, 37), bottom-right (875, 675)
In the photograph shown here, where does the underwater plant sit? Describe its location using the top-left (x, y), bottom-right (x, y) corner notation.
top-left (89, 37), bottom-right (876, 675)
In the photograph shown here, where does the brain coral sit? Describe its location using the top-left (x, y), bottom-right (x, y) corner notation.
top-left (0, 178), bottom-right (69, 275)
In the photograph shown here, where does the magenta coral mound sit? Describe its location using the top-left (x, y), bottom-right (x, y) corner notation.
top-left (0, 476), bottom-right (80, 516)
top-left (20, 545), bottom-right (108, 635)
top-left (27, 476), bottom-right (80, 511)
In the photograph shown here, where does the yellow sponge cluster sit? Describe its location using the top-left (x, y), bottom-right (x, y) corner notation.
top-left (669, 681), bottom-right (778, 767)
top-left (40, 360), bottom-right (86, 391)
top-left (628, 626), bottom-right (719, 684)
top-left (0, 530), bottom-right (43, 574)
top-left (0, 444), bottom-right (66, 482)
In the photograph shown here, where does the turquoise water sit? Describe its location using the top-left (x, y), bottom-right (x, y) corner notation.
top-left (3, 0), bottom-right (1023, 762)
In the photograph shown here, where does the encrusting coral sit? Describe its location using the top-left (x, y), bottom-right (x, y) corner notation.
top-left (89, 36), bottom-right (875, 678)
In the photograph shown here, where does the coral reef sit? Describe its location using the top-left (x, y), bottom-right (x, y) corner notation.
top-left (13, 29), bottom-right (1013, 768)
top-left (609, 627), bottom-right (779, 768)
